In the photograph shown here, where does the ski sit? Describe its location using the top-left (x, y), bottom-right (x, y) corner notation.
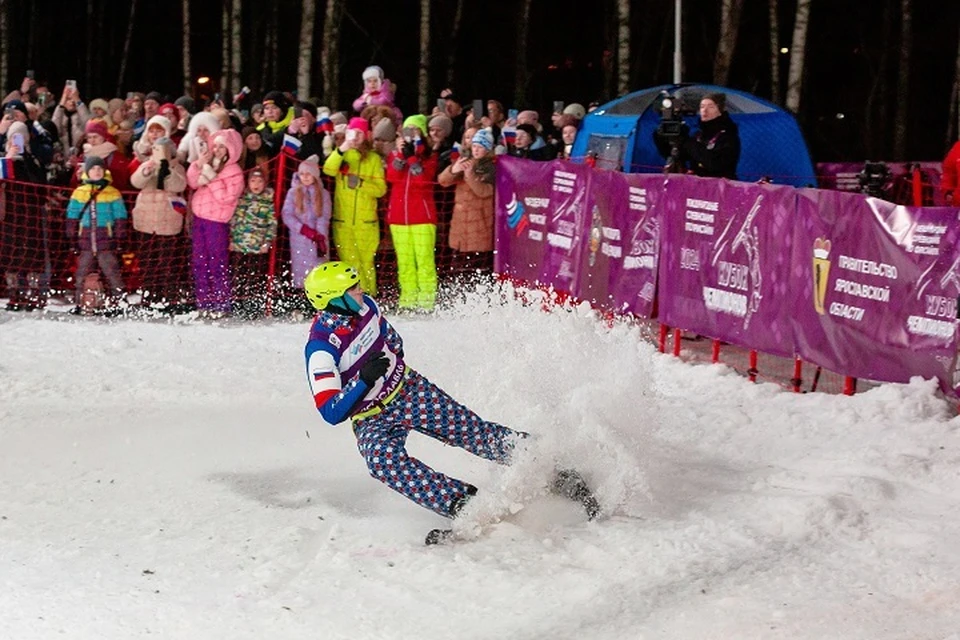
top-left (552, 468), bottom-right (601, 520)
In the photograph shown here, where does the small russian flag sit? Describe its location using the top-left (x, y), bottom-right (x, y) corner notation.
top-left (0, 158), bottom-right (14, 180)
top-left (316, 116), bottom-right (334, 134)
top-left (170, 196), bottom-right (187, 215)
top-left (414, 136), bottom-right (425, 156)
top-left (282, 134), bottom-right (303, 155)
top-left (503, 127), bottom-right (517, 145)
top-left (313, 371), bottom-right (335, 381)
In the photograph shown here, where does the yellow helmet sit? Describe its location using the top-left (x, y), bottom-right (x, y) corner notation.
top-left (303, 262), bottom-right (361, 310)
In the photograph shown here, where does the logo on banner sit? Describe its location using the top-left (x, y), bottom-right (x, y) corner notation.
top-left (813, 237), bottom-right (832, 315)
top-left (505, 192), bottom-right (528, 235)
top-left (709, 195), bottom-right (764, 329)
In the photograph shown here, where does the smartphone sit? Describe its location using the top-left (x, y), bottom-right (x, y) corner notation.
top-left (65, 79), bottom-right (77, 90)
top-left (127, 92), bottom-right (134, 100)
top-left (508, 108), bottom-right (519, 121)
top-left (553, 101), bottom-right (564, 114)
top-left (11, 133), bottom-right (24, 150)
top-left (197, 139), bottom-right (208, 155)
top-left (436, 98), bottom-right (446, 111)
top-left (472, 100), bottom-right (483, 118)
top-left (347, 129), bottom-right (359, 142)
top-left (26, 70), bottom-right (34, 80)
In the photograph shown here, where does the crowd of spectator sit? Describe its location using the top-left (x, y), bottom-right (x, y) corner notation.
top-left (0, 68), bottom-right (592, 316)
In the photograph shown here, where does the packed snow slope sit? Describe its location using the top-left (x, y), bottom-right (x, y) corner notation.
top-left (2, 288), bottom-right (960, 640)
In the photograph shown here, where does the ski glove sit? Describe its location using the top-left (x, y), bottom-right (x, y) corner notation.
top-left (359, 351), bottom-right (389, 386)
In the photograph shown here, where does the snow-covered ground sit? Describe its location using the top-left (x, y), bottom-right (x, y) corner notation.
top-left (2, 287), bottom-right (960, 640)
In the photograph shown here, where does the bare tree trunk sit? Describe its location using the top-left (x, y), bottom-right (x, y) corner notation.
top-left (321, 0), bottom-right (344, 107)
top-left (269, 1), bottom-right (279, 89)
top-left (864, 0), bottom-right (894, 158)
top-left (182, 0), bottom-right (192, 95)
top-left (446, 0), bottom-right (464, 87)
top-left (0, 0), bottom-right (7, 95)
top-left (768, 0), bottom-right (780, 103)
top-left (616, 0), bottom-right (630, 95)
top-left (514, 0), bottom-right (533, 107)
top-left (784, 0), bottom-right (811, 113)
top-left (230, 0), bottom-right (242, 95)
top-left (116, 0), bottom-right (138, 96)
top-left (260, 10), bottom-right (271, 93)
top-left (94, 0), bottom-right (104, 92)
top-left (86, 0), bottom-right (95, 90)
top-left (713, 0), bottom-right (745, 86)
top-left (26, 2), bottom-right (37, 69)
top-left (220, 0), bottom-right (230, 93)
top-left (418, 0), bottom-right (431, 113)
top-left (297, 0), bottom-right (316, 98)
top-left (893, 0), bottom-right (911, 159)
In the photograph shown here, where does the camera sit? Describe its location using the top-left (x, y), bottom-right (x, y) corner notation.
top-left (857, 161), bottom-right (891, 198)
top-left (655, 91), bottom-right (686, 173)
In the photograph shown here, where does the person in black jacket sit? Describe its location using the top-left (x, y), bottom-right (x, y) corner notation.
top-left (654, 92), bottom-right (740, 180)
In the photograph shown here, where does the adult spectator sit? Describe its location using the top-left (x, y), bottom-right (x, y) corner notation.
top-left (256, 90), bottom-right (295, 156)
top-left (288, 101), bottom-right (325, 161)
top-left (555, 115), bottom-right (580, 160)
top-left (943, 139), bottom-right (960, 206)
top-left (438, 88), bottom-right (467, 143)
top-left (1, 99), bottom-right (54, 167)
top-left (654, 92), bottom-right (740, 179)
top-left (240, 125), bottom-right (271, 173)
top-left (75, 119), bottom-right (130, 190)
top-left (52, 85), bottom-right (90, 158)
top-left (510, 123), bottom-right (554, 161)
top-left (1, 121), bottom-right (48, 311)
top-left (174, 96), bottom-right (196, 135)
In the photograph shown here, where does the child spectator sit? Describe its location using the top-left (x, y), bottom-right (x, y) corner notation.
top-left (186, 128), bottom-right (245, 317)
top-left (240, 125), bottom-right (271, 172)
top-left (386, 114), bottom-right (440, 311)
top-left (130, 137), bottom-right (188, 308)
top-left (177, 111), bottom-right (221, 165)
top-left (256, 90), bottom-right (295, 156)
top-left (322, 117), bottom-right (387, 297)
top-left (65, 156), bottom-right (129, 314)
top-left (437, 128), bottom-right (497, 271)
top-left (282, 155), bottom-right (331, 290)
top-left (229, 167), bottom-right (276, 318)
top-left (352, 66), bottom-right (402, 123)
top-left (130, 114), bottom-right (172, 169)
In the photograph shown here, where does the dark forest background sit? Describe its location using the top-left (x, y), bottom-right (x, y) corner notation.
top-left (1, 0), bottom-right (958, 163)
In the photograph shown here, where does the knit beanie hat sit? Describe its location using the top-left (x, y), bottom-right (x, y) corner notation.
top-left (347, 117), bottom-right (370, 134)
top-left (153, 136), bottom-right (177, 158)
top-left (107, 98), bottom-right (126, 116)
top-left (362, 66), bottom-right (384, 82)
top-left (372, 117), bottom-right (397, 142)
top-left (84, 155), bottom-right (105, 173)
top-left (471, 128), bottom-right (494, 151)
top-left (145, 115), bottom-right (172, 137)
top-left (298, 154), bottom-right (321, 179)
top-left (517, 109), bottom-right (539, 124)
top-left (402, 114), bottom-right (428, 138)
top-left (330, 112), bottom-right (349, 127)
top-left (144, 91), bottom-right (164, 105)
top-left (295, 101), bottom-right (318, 118)
top-left (516, 123), bottom-right (539, 141)
top-left (174, 96), bottom-right (197, 114)
top-left (562, 103), bottom-right (586, 119)
top-left (262, 90), bottom-right (289, 113)
top-left (85, 119), bottom-right (111, 140)
top-left (703, 92), bottom-right (727, 112)
top-left (428, 114), bottom-right (453, 139)
top-left (241, 125), bottom-right (259, 142)
top-left (88, 98), bottom-right (110, 114)
top-left (3, 99), bottom-right (27, 118)
top-left (556, 114), bottom-right (579, 131)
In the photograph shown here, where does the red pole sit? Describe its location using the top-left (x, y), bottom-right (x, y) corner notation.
top-left (711, 339), bottom-right (721, 363)
top-left (748, 350), bottom-right (758, 383)
top-left (911, 165), bottom-right (923, 207)
top-left (843, 376), bottom-right (857, 396)
top-left (792, 357), bottom-right (803, 393)
top-left (266, 153), bottom-right (287, 317)
top-left (658, 324), bottom-right (668, 353)
top-left (672, 328), bottom-right (681, 357)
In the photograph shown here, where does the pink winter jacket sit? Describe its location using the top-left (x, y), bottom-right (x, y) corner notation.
top-left (187, 128), bottom-right (245, 223)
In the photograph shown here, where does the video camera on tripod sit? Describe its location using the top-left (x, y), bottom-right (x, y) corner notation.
top-left (857, 161), bottom-right (892, 198)
top-left (655, 91), bottom-right (687, 173)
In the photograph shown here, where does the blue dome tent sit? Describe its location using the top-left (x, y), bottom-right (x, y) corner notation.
top-left (569, 84), bottom-right (817, 188)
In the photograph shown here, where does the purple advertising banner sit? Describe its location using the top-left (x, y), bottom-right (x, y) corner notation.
top-left (816, 161), bottom-right (945, 205)
top-left (657, 175), bottom-right (798, 356)
top-left (495, 157), bottom-right (590, 293)
top-left (574, 171), bottom-right (663, 318)
top-left (790, 189), bottom-right (960, 388)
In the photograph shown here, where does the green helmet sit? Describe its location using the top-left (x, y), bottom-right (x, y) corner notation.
top-left (304, 262), bottom-right (360, 310)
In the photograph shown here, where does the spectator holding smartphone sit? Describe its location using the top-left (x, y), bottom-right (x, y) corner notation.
top-left (52, 83), bottom-right (90, 156)
top-left (322, 117), bottom-right (386, 297)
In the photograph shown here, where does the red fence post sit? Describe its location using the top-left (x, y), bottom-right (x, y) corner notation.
top-left (843, 376), bottom-right (857, 396)
top-left (658, 324), bottom-right (668, 353)
top-left (792, 356), bottom-right (803, 393)
top-left (265, 153), bottom-right (288, 317)
top-left (748, 350), bottom-right (758, 383)
top-left (911, 165), bottom-right (923, 207)
top-left (672, 328), bottom-right (681, 357)
top-left (711, 339), bottom-right (721, 364)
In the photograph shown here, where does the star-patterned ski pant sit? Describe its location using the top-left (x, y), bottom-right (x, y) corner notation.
top-left (352, 369), bottom-right (518, 517)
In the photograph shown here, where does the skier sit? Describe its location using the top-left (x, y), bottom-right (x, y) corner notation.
top-left (301, 262), bottom-right (598, 542)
